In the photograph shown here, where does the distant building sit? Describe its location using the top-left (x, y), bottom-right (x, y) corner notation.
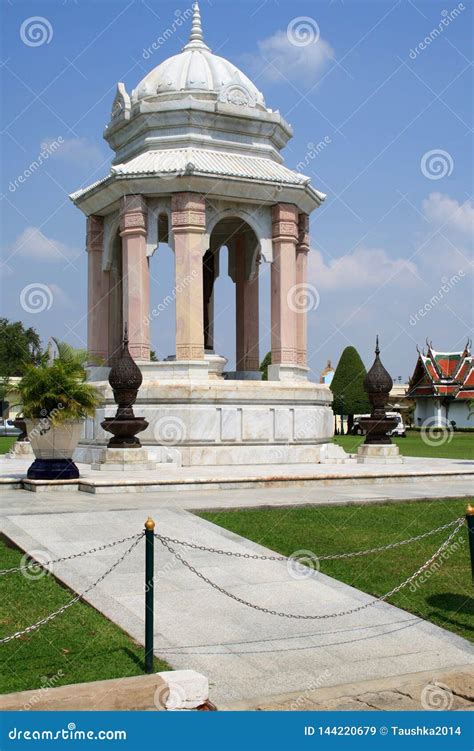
top-left (387, 382), bottom-right (413, 423)
top-left (320, 360), bottom-right (335, 385)
top-left (407, 341), bottom-right (473, 428)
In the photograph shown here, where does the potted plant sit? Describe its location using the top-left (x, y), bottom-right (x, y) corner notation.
top-left (17, 340), bottom-right (101, 480)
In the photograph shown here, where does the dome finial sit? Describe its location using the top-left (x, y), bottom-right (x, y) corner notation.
top-left (183, 2), bottom-right (210, 51)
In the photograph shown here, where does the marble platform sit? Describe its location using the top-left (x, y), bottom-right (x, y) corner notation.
top-left (1, 453), bottom-right (472, 495)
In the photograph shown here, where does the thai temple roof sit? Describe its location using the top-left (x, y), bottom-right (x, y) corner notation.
top-left (407, 341), bottom-right (474, 400)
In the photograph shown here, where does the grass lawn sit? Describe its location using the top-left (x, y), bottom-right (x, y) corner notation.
top-left (199, 498), bottom-right (474, 643)
top-left (0, 437), bottom-right (16, 454)
top-left (334, 430), bottom-right (473, 460)
top-left (0, 537), bottom-right (170, 694)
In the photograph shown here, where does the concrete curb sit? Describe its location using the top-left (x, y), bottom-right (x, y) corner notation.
top-left (0, 670), bottom-right (209, 712)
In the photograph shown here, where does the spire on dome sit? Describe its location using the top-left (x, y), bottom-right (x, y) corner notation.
top-left (183, 2), bottom-right (211, 51)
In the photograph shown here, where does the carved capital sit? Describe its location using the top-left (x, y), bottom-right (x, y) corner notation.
top-left (171, 192), bottom-right (206, 231)
top-left (272, 203), bottom-right (298, 240)
top-left (120, 195), bottom-right (147, 234)
top-left (86, 215), bottom-right (104, 252)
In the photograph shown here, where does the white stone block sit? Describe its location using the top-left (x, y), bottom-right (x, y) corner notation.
top-left (357, 443), bottom-right (404, 464)
top-left (319, 443), bottom-right (349, 463)
top-left (156, 670), bottom-right (209, 710)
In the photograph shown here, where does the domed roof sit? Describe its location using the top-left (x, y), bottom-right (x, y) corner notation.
top-left (131, 2), bottom-right (266, 110)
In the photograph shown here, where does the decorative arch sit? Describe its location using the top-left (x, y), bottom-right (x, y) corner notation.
top-left (204, 202), bottom-right (272, 262)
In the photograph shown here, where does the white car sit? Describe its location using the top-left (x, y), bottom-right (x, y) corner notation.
top-left (351, 412), bottom-right (406, 437)
top-left (0, 419), bottom-right (22, 437)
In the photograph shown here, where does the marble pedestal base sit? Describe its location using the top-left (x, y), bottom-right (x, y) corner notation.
top-left (77, 378), bottom-right (333, 468)
top-left (91, 447), bottom-right (159, 472)
top-left (356, 443), bottom-right (404, 464)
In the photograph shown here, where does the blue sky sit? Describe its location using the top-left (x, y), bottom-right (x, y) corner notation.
top-left (1, 0), bottom-right (472, 380)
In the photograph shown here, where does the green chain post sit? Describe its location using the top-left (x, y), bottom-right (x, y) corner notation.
top-left (144, 517), bottom-right (155, 673)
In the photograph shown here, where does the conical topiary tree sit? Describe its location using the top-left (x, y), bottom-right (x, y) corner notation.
top-left (330, 346), bottom-right (371, 433)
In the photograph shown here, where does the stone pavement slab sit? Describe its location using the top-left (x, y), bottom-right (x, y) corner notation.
top-left (1, 505), bottom-right (472, 706)
top-left (249, 666), bottom-right (474, 712)
top-left (0, 475), bottom-right (472, 518)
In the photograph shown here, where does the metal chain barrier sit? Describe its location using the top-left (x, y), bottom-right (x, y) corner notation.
top-left (0, 533), bottom-right (144, 645)
top-left (155, 516), bottom-right (464, 562)
top-left (157, 518), bottom-right (465, 620)
top-left (0, 532), bottom-right (143, 577)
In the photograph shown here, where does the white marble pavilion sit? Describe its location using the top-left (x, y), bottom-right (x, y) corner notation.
top-left (71, 3), bottom-right (334, 466)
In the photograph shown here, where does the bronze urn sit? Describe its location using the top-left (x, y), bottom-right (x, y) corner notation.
top-left (101, 326), bottom-right (148, 447)
top-left (359, 337), bottom-right (397, 445)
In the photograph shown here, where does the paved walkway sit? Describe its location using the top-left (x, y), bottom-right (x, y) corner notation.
top-left (1, 488), bottom-right (473, 706)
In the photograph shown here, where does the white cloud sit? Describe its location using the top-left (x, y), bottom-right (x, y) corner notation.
top-left (41, 136), bottom-right (105, 168)
top-left (242, 29), bottom-right (334, 84)
top-left (422, 192), bottom-right (474, 236)
top-left (10, 227), bottom-right (77, 262)
top-left (310, 246), bottom-right (419, 290)
top-left (49, 283), bottom-right (74, 308)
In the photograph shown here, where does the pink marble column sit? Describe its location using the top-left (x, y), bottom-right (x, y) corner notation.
top-left (86, 215), bottom-right (109, 363)
top-left (171, 192), bottom-right (206, 360)
top-left (235, 235), bottom-right (259, 372)
top-left (107, 242), bottom-right (123, 365)
top-left (296, 213), bottom-right (310, 367)
top-left (271, 204), bottom-right (298, 366)
top-left (120, 195), bottom-right (150, 361)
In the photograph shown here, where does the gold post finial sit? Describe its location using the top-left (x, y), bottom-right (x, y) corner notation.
top-left (145, 517), bottom-right (155, 530)
top-left (466, 504), bottom-right (474, 516)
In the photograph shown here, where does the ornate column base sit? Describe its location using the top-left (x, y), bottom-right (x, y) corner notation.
top-left (356, 444), bottom-right (404, 464)
top-left (268, 364), bottom-right (309, 382)
top-left (91, 447), bottom-right (158, 471)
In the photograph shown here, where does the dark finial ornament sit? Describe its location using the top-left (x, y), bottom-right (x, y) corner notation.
top-left (358, 336), bottom-right (397, 445)
top-left (101, 325), bottom-right (148, 447)
top-left (363, 334), bottom-right (393, 397)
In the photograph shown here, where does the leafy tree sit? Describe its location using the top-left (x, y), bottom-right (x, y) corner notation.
top-left (260, 351), bottom-right (271, 381)
top-left (0, 319), bottom-right (43, 377)
top-left (330, 346), bottom-right (370, 433)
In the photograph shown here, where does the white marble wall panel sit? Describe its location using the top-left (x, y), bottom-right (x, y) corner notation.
top-left (242, 409), bottom-right (273, 441)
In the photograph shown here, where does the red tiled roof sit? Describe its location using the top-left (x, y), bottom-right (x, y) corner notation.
top-left (407, 344), bottom-right (473, 401)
